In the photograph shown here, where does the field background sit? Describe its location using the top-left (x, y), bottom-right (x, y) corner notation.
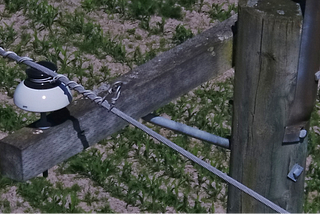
top-left (0, 0), bottom-right (320, 213)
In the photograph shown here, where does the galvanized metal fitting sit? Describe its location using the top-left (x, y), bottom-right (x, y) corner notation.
top-left (299, 129), bottom-right (307, 139)
top-left (287, 164), bottom-right (304, 182)
top-left (283, 123), bottom-right (307, 144)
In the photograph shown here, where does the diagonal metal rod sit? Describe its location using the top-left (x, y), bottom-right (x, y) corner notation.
top-left (142, 114), bottom-right (230, 149)
top-left (0, 47), bottom-right (289, 213)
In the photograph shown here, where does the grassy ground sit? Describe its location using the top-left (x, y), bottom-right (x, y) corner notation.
top-left (0, 0), bottom-right (320, 213)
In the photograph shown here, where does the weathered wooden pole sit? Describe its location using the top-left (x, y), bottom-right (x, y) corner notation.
top-left (228, 0), bottom-right (320, 212)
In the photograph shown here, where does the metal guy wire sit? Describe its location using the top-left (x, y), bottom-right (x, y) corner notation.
top-left (0, 47), bottom-right (289, 213)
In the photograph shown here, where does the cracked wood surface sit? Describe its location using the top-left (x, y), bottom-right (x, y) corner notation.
top-left (0, 15), bottom-right (236, 181)
top-left (227, 0), bottom-right (306, 213)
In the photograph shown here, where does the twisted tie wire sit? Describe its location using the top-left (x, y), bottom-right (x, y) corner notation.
top-left (0, 47), bottom-right (289, 214)
top-left (52, 74), bottom-right (107, 105)
top-left (0, 47), bottom-right (111, 108)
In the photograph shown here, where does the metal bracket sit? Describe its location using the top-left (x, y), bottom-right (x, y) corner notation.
top-left (287, 164), bottom-right (304, 182)
top-left (283, 122), bottom-right (308, 144)
top-left (101, 81), bottom-right (123, 110)
top-left (281, 0), bottom-right (320, 145)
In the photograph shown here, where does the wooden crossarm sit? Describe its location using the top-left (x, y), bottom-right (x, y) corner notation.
top-left (0, 15), bottom-right (236, 181)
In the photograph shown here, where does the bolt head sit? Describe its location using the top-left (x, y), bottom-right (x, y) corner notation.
top-left (299, 129), bottom-right (307, 139)
top-left (293, 168), bottom-right (302, 179)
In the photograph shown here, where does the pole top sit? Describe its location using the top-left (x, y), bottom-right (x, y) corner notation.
top-left (240, 0), bottom-right (302, 17)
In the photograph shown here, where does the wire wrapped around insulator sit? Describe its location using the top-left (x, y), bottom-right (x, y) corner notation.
top-left (52, 74), bottom-right (107, 106)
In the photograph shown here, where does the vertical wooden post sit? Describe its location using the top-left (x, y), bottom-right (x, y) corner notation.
top-left (227, 0), bottom-right (309, 212)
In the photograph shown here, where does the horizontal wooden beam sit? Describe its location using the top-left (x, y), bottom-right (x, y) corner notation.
top-left (0, 15), bottom-right (236, 181)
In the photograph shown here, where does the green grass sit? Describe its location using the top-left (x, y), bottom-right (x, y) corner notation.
top-left (55, 78), bottom-right (233, 212)
top-left (0, 59), bottom-right (26, 97)
top-left (24, 0), bottom-right (59, 30)
top-left (207, 3), bottom-right (237, 22)
top-left (303, 100), bottom-right (320, 212)
top-left (0, 23), bottom-right (17, 47)
top-left (3, 0), bottom-right (27, 13)
top-left (172, 24), bottom-right (194, 45)
top-left (0, 104), bottom-right (37, 132)
top-left (17, 178), bottom-right (84, 213)
top-left (0, 0), bottom-right (232, 213)
top-left (3, 0), bottom-right (319, 213)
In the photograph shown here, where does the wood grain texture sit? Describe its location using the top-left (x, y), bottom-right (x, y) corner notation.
top-left (0, 15), bottom-right (236, 181)
top-left (227, 0), bottom-right (305, 213)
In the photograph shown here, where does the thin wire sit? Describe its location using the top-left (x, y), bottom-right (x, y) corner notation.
top-left (0, 47), bottom-right (289, 214)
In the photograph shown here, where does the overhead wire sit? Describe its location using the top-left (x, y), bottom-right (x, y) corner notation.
top-left (0, 47), bottom-right (289, 213)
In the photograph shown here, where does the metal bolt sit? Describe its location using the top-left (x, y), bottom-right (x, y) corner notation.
top-left (287, 164), bottom-right (304, 182)
top-left (315, 71), bottom-right (320, 81)
top-left (299, 129), bottom-right (307, 139)
top-left (293, 167), bottom-right (302, 179)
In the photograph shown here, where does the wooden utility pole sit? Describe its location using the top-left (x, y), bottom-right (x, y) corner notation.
top-left (228, 0), bottom-right (320, 213)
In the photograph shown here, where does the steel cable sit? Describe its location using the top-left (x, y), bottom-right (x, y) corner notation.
top-left (0, 47), bottom-right (289, 213)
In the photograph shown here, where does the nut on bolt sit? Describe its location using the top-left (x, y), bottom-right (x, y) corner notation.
top-left (299, 129), bottom-right (307, 139)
